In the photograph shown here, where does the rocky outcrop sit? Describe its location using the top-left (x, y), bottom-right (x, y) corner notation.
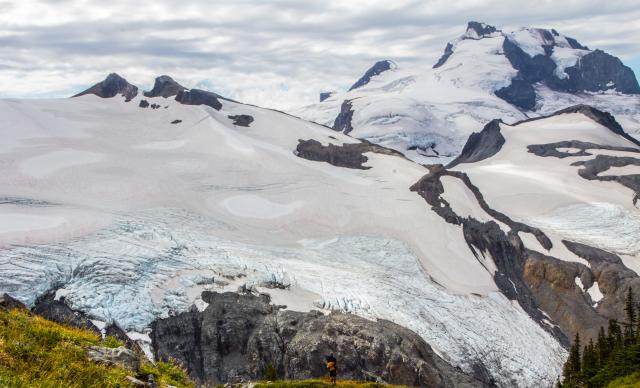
top-left (175, 89), bottom-right (223, 111)
top-left (228, 114), bottom-right (254, 127)
top-left (87, 346), bottom-right (140, 370)
top-left (139, 99), bottom-right (150, 108)
top-left (465, 21), bottom-right (498, 38)
top-left (319, 92), bottom-right (335, 102)
top-left (433, 42), bottom-right (454, 69)
top-left (0, 293), bottom-right (27, 310)
top-left (151, 291), bottom-right (490, 387)
top-left (72, 73), bottom-right (138, 102)
top-left (499, 35), bottom-right (640, 108)
top-left (333, 100), bottom-right (354, 134)
top-left (494, 79), bottom-right (536, 110)
top-left (31, 290), bottom-right (101, 334)
top-left (447, 119), bottom-right (506, 168)
top-left (555, 50), bottom-right (640, 94)
top-left (295, 139), bottom-right (403, 170)
top-left (144, 75), bottom-right (186, 98)
top-left (348, 60), bottom-right (394, 91)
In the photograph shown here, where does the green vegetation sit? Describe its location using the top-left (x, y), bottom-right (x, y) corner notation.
top-left (0, 307), bottom-right (193, 387)
top-left (560, 288), bottom-right (640, 388)
top-left (254, 380), bottom-right (409, 388)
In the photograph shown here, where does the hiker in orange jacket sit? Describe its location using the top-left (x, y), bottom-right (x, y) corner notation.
top-left (326, 353), bottom-right (337, 385)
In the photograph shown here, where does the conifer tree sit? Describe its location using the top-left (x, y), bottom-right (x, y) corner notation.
top-left (596, 325), bottom-right (608, 366)
top-left (624, 288), bottom-right (636, 343)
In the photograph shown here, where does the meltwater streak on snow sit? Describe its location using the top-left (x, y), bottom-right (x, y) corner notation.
top-left (0, 208), bottom-right (565, 387)
top-left (530, 202), bottom-right (640, 257)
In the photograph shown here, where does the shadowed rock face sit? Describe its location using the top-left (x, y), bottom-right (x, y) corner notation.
top-left (433, 42), bottom-right (454, 69)
top-left (151, 291), bottom-right (491, 387)
top-left (494, 79), bottom-right (536, 110)
top-left (0, 293), bottom-right (26, 310)
top-left (333, 100), bottom-right (354, 134)
top-left (498, 36), bottom-right (640, 108)
top-left (144, 75), bottom-right (186, 98)
top-left (348, 60), bottom-right (394, 91)
top-left (320, 92), bottom-right (335, 102)
top-left (31, 290), bottom-right (100, 335)
top-left (72, 73), bottom-right (138, 101)
top-left (295, 139), bottom-right (404, 170)
top-left (557, 50), bottom-right (640, 94)
top-left (175, 89), bottom-right (223, 110)
top-left (466, 21), bottom-right (498, 38)
top-left (447, 119), bottom-right (506, 168)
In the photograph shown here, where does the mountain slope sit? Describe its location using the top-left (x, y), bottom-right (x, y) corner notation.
top-left (294, 22), bottom-right (640, 165)
top-left (1, 74), bottom-right (639, 387)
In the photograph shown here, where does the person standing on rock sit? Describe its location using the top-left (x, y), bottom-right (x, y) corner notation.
top-left (326, 353), bottom-right (337, 385)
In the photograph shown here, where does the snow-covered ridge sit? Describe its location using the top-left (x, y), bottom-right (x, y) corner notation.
top-left (293, 21), bottom-right (640, 165)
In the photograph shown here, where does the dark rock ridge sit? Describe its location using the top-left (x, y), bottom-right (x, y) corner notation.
top-left (144, 75), bottom-right (186, 98)
top-left (527, 140), bottom-right (640, 159)
top-left (295, 139), bottom-right (404, 170)
top-left (465, 21), bottom-right (498, 38)
top-left (228, 114), bottom-right (254, 127)
top-left (572, 155), bottom-right (640, 205)
top-left (320, 92), bottom-right (335, 102)
top-left (333, 100), bottom-right (354, 134)
top-left (151, 291), bottom-right (490, 387)
top-left (556, 50), bottom-right (640, 94)
top-left (31, 290), bottom-right (101, 335)
top-left (175, 89), bottom-right (223, 110)
top-left (348, 60), bottom-right (394, 91)
top-left (447, 119), bottom-right (506, 168)
top-left (72, 73), bottom-right (138, 102)
top-left (433, 42), bottom-right (454, 69)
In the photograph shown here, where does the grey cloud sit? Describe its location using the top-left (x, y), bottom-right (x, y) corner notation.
top-left (0, 0), bottom-right (638, 109)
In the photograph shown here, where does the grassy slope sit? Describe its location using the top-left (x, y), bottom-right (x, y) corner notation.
top-left (608, 371), bottom-right (640, 388)
top-left (0, 308), bottom-right (193, 387)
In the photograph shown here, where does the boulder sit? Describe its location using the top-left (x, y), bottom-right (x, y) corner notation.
top-left (32, 290), bottom-right (101, 334)
top-left (87, 346), bottom-right (140, 370)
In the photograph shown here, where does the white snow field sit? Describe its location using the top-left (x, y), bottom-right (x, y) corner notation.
top-left (0, 94), bottom-right (568, 386)
top-left (450, 112), bottom-right (640, 272)
top-left (293, 26), bottom-right (640, 164)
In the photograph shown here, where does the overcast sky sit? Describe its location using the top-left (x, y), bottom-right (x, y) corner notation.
top-left (1, 0), bottom-right (639, 110)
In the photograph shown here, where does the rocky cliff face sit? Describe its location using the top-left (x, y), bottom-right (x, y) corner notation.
top-left (144, 75), bottom-right (187, 98)
top-left (348, 60), bottom-right (394, 91)
top-left (72, 73), bottom-right (138, 101)
top-left (151, 291), bottom-right (491, 387)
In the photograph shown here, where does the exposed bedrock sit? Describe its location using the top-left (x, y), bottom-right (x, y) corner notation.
top-left (228, 114), bottom-right (254, 127)
top-left (151, 291), bottom-right (491, 387)
top-left (31, 290), bottom-right (101, 335)
top-left (412, 161), bottom-right (640, 347)
top-left (72, 73), bottom-right (138, 102)
top-left (175, 89), bottom-right (223, 111)
top-left (525, 241), bottom-right (640, 341)
top-left (527, 140), bottom-right (640, 159)
top-left (295, 139), bottom-right (404, 170)
top-left (494, 78), bottom-right (536, 110)
top-left (447, 119), bottom-right (506, 168)
top-left (348, 60), bottom-right (394, 91)
top-left (571, 155), bottom-right (640, 204)
top-left (551, 50), bottom-right (640, 94)
top-left (144, 75), bottom-right (186, 98)
top-left (333, 100), bottom-right (355, 134)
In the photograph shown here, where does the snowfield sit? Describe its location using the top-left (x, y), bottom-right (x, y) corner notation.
top-left (0, 94), bottom-right (572, 386)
